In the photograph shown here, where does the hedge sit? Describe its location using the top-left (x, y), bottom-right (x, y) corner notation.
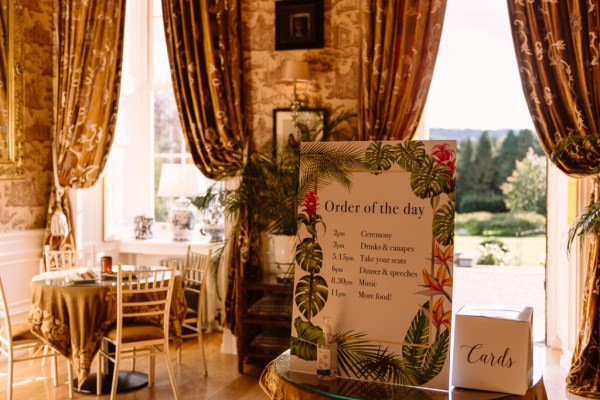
top-left (456, 211), bottom-right (546, 236)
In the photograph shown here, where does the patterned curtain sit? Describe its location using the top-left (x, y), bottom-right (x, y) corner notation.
top-left (161, 0), bottom-right (248, 332)
top-left (161, 0), bottom-right (248, 180)
top-left (507, 1), bottom-right (600, 396)
top-left (44, 0), bottom-right (126, 250)
top-left (358, 0), bottom-right (447, 141)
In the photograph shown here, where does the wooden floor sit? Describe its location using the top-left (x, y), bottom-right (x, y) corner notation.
top-left (0, 332), bottom-right (269, 400)
top-left (0, 332), bottom-right (590, 399)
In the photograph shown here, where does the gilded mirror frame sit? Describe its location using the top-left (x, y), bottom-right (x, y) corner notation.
top-left (0, 0), bottom-right (23, 179)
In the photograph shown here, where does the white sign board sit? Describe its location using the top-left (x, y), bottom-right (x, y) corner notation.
top-left (289, 140), bottom-right (456, 390)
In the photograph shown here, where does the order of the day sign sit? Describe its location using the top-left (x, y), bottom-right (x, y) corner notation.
top-left (289, 140), bottom-right (456, 390)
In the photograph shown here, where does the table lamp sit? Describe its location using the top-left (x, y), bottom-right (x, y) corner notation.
top-left (158, 163), bottom-right (205, 241)
top-left (281, 59), bottom-right (310, 111)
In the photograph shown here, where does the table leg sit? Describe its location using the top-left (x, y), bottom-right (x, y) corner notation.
top-left (75, 341), bottom-right (148, 394)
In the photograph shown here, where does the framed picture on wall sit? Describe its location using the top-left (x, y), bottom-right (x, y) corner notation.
top-left (273, 108), bottom-right (328, 156)
top-left (275, 0), bottom-right (324, 50)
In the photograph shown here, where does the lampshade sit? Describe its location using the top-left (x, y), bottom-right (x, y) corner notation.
top-left (281, 60), bottom-right (310, 82)
top-left (158, 163), bottom-right (205, 198)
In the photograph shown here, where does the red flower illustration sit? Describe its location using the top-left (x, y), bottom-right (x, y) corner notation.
top-left (417, 266), bottom-right (452, 299)
top-left (431, 297), bottom-right (451, 330)
top-left (432, 144), bottom-right (456, 176)
top-left (434, 243), bottom-right (454, 270)
top-left (301, 191), bottom-right (319, 221)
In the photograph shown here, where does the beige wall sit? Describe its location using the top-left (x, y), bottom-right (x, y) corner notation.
top-left (242, 0), bottom-right (359, 148)
top-left (0, 0), bottom-right (54, 232)
top-left (0, 0), bottom-right (361, 232)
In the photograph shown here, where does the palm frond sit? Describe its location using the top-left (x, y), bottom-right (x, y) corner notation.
top-left (335, 331), bottom-right (411, 383)
top-left (298, 142), bottom-right (366, 197)
top-left (567, 197), bottom-right (600, 253)
top-left (550, 134), bottom-right (600, 173)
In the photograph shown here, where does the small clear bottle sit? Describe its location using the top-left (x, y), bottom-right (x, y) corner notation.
top-left (317, 316), bottom-right (337, 380)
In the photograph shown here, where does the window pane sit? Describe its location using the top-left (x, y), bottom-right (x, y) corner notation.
top-left (153, 87), bottom-right (184, 154)
top-left (155, 158), bottom-right (172, 222)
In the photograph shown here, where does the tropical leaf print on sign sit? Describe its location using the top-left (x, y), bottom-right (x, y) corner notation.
top-left (409, 157), bottom-right (452, 199)
top-left (294, 274), bottom-right (329, 321)
top-left (290, 316), bottom-right (323, 361)
top-left (364, 141), bottom-right (396, 174)
top-left (395, 141), bottom-right (427, 172)
top-left (296, 237), bottom-right (324, 274)
top-left (433, 201), bottom-right (455, 246)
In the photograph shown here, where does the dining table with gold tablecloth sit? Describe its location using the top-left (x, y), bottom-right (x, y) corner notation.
top-left (28, 266), bottom-right (187, 389)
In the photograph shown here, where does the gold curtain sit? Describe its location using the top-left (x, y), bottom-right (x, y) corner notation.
top-left (161, 0), bottom-right (247, 180)
top-left (507, 1), bottom-right (600, 396)
top-left (44, 0), bottom-right (126, 250)
top-left (358, 0), bottom-right (447, 141)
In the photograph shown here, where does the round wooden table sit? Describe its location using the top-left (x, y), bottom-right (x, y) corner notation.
top-left (260, 350), bottom-right (548, 400)
top-left (29, 267), bottom-right (187, 394)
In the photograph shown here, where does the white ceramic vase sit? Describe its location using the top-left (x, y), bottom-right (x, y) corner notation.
top-left (271, 234), bottom-right (296, 266)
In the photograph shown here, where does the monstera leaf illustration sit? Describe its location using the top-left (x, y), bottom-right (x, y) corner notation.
top-left (417, 329), bottom-right (449, 384)
top-left (296, 237), bottom-right (324, 273)
top-left (295, 274), bottom-right (328, 320)
top-left (364, 142), bottom-right (396, 174)
top-left (395, 141), bottom-right (427, 172)
top-left (410, 157), bottom-right (452, 199)
top-left (433, 201), bottom-right (455, 246)
top-left (290, 317), bottom-right (323, 360)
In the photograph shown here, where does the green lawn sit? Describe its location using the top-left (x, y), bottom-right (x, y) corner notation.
top-left (455, 235), bottom-right (546, 267)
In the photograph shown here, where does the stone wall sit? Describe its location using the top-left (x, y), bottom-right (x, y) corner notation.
top-left (0, 0), bottom-right (53, 232)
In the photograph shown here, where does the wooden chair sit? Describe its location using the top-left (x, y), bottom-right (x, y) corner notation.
top-left (96, 265), bottom-right (180, 400)
top-left (176, 246), bottom-right (211, 375)
top-left (0, 277), bottom-right (67, 400)
top-left (42, 244), bottom-right (96, 273)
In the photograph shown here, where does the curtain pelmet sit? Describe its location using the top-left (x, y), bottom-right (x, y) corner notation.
top-left (358, 0), bottom-right (446, 141)
top-left (162, 0), bottom-right (247, 179)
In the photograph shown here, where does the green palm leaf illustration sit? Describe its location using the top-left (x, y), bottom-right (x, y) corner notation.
top-left (298, 142), bottom-right (366, 197)
top-left (353, 346), bottom-right (417, 385)
top-left (364, 142), bottom-right (396, 174)
top-left (410, 157), bottom-right (452, 199)
top-left (395, 141), bottom-right (427, 172)
top-left (294, 274), bottom-right (328, 321)
top-left (433, 201), bottom-right (455, 246)
top-left (296, 237), bottom-right (323, 273)
top-left (290, 316), bottom-right (323, 360)
top-left (416, 329), bottom-right (449, 384)
top-left (403, 301), bottom-right (430, 369)
top-left (336, 331), bottom-right (386, 377)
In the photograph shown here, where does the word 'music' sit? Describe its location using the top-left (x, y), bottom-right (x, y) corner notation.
top-left (460, 343), bottom-right (515, 368)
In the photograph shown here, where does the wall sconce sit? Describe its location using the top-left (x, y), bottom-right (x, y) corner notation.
top-left (158, 163), bottom-right (205, 241)
top-left (281, 59), bottom-right (311, 111)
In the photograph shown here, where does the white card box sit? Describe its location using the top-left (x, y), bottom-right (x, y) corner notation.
top-left (452, 305), bottom-right (533, 395)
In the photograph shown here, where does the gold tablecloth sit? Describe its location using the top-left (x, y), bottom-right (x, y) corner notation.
top-left (260, 351), bottom-right (548, 400)
top-left (29, 268), bottom-right (187, 386)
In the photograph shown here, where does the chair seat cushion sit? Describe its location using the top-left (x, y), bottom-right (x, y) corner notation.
top-left (105, 324), bottom-right (165, 343)
top-left (3, 322), bottom-right (38, 342)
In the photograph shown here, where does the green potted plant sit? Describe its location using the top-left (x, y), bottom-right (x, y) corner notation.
top-left (223, 109), bottom-right (357, 274)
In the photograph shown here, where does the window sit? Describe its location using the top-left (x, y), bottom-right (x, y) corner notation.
top-left (103, 0), bottom-right (211, 240)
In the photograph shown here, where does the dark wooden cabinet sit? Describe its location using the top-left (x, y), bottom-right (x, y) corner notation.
top-left (236, 274), bottom-right (292, 373)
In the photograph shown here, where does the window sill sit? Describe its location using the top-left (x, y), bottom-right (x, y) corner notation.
top-left (119, 236), bottom-right (220, 256)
